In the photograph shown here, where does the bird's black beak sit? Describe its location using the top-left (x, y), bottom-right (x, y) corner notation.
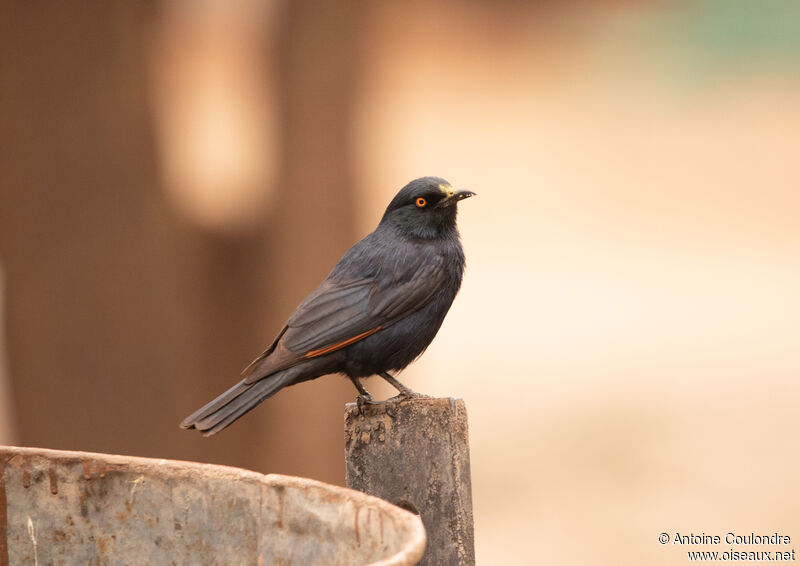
top-left (436, 190), bottom-right (476, 208)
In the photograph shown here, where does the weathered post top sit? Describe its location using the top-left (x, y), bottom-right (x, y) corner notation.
top-left (344, 397), bottom-right (475, 566)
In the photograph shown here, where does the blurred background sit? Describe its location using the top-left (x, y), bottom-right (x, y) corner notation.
top-left (2, 1), bottom-right (799, 563)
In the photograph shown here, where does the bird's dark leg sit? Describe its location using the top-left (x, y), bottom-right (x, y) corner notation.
top-left (379, 371), bottom-right (424, 398)
top-left (350, 376), bottom-right (371, 398)
top-left (350, 376), bottom-right (376, 414)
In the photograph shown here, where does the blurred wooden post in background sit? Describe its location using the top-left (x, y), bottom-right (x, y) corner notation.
top-left (345, 398), bottom-right (475, 566)
top-left (0, 0), bottom-right (365, 484)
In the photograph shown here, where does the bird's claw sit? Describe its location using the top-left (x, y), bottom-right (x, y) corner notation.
top-left (356, 394), bottom-right (376, 415)
top-left (383, 391), bottom-right (432, 416)
top-left (382, 396), bottom-right (400, 417)
top-left (356, 390), bottom-right (432, 417)
top-left (392, 386), bottom-right (432, 401)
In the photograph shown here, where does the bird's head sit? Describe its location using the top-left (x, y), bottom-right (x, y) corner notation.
top-left (380, 177), bottom-right (476, 239)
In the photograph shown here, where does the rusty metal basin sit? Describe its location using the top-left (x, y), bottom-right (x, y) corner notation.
top-left (0, 446), bottom-right (425, 565)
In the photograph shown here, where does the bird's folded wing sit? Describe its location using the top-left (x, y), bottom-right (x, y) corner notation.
top-left (285, 279), bottom-right (376, 352)
top-left (287, 254), bottom-right (445, 353)
top-left (241, 251), bottom-right (445, 383)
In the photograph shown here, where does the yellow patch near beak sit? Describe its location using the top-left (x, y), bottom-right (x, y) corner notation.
top-left (438, 184), bottom-right (454, 198)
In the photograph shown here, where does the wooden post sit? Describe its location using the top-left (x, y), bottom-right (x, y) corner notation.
top-left (344, 397), bottom-right (475, 566)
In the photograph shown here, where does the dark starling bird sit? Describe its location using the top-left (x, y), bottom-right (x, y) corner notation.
top-left (180, 177), bottom-right (475, 435)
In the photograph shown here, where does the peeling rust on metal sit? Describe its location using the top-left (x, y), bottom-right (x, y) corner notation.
top-left (354, 505), bottom-right (361, 546)
top-left (276, 486), bottom-right (284, 529)
top-left (21, 459), bottom-right (30, 489)
top-left (47, 466), bottom-right (58, 495)
top-left (126, 475), bottom-right (144, 514)
top-left (97, 535), bottom-right (108, 554)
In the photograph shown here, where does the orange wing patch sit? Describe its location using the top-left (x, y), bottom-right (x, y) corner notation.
top-left (303, 326), bottom-right (382, 358)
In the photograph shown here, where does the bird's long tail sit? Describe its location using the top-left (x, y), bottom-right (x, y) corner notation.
top-left (180, 370), bottom-right (297, 436)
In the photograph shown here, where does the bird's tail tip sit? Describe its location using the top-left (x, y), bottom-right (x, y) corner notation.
top-left (179, 371), bottom-right (295, 436)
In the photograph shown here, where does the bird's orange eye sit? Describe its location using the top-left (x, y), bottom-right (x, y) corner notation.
top-left (415, 197), bottom-right (427, 207)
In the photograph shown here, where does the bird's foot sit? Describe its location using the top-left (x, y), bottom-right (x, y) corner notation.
top-left (392, 387), bottom-right (431, 399)
top-left (380, 391), bottom-right (433, 416)
top-left (355, 393), bottom-right (399, 417)
top-left (356, 393), bottom-right (378, 415)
